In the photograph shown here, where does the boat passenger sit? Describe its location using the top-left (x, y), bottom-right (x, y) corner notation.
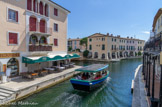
top-left (94, 73), bottom-right (102, 80)
top-left (82, 73), bottom-right (87, 80)
top-left (76, 75), bottom-right (81, 80)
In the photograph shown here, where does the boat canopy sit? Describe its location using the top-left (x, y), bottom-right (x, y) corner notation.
top-left (75, 64), bottom-right (108, 73)
top-left (22, 53), bottom-right (80, 64)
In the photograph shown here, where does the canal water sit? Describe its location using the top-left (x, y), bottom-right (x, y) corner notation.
top-left (11, 58), bottom-right (142, 107)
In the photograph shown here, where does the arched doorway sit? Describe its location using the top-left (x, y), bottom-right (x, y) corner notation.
top-left (120, 52), bottom-right (123, 57)
top-left (7, 58), bottom-right (19, 77)
top-left (29, 16), bottom-right (37, 31)
top-left (108, 52), bottom-right (111, 59)
top-left (29, 35), bottom-right (38, 45)
top-left (39, 36), bottom-right (47, 45)
top-left (112, 52), bottom-right (116, 59)
top-left (94, 52), bottom-right (98, 58)
top-left (40, 19), bottom-right (46, 33)
top-left (101, 53), bottom-right (105, 59)
top-left (125, 51), bottom-right (128, 57)
top-left (88, 52), bottom-right (92, 58)
top-left (130, 51), bottom-right (134, 57)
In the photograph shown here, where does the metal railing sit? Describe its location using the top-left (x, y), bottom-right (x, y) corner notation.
top-left (144, 32), bottom-right (162, 52)
top-left (29, 45), bottom-right (52, 52)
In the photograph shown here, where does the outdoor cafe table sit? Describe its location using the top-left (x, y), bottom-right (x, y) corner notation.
top-left (44, 68), bottom-right (55, 73)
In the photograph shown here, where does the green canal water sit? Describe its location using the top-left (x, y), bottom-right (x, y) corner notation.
top-left (11, 58), bottom-right (142, 107)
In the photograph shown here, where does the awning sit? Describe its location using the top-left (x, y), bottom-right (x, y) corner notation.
top-left (22, 53), bottom-right (80, 64)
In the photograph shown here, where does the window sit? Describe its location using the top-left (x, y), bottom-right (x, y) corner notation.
top-left (89, 38), bottom-right (92, 42)
top-left (112, 45), bottom-right (113, 50)
top-left (74, 41), bottom-right (77, 45)
top-left (89, 45), bottom-right (92, 50)
top-left (102, 38), bottom-right (105, 41)
top-left (54, 8), bottom-right (58, 16)
top-left (114, 39), bottom-right (116, 42)
top-left (8, 9), bottom-right (18, 22)
top-left (112, 38), bottom-right (113, 42)
top-left (54, 23), bottom-right (58, 32)
top-left (8, 32), bottom-right (18, 45)
top-left (102, 44), bottom-right (105, 50)
top-left (54, 39), bottom-right (58, 46)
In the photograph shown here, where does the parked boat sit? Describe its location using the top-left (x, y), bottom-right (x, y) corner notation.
top-left (70, 64), bottom-right (109, 91)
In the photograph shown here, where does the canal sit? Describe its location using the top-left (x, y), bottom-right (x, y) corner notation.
top-left (11, 58), bottom-right (142, 107)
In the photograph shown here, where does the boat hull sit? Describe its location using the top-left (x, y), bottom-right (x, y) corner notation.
top-left (70, 74), bottom-right (108, 91)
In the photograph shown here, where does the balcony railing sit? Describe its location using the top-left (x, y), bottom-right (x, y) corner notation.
top-left (28, 24), bottom-right (52, 36)
top-left (144, 34), bottom-right (162, 52)
top-left (29, 45), bottom-right (52, 52)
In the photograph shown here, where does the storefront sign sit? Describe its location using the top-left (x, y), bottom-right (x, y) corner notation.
top-left (160, 52), bottom-right (162, 65)
top-left (0, 53), bottom-right (20, 58)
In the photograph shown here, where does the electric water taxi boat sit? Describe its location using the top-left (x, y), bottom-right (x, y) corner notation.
top-left (70, 64), bottom-right (109, 91)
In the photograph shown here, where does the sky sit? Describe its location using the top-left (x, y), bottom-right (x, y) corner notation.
top-left (53, 0), bottom-right (162, 41)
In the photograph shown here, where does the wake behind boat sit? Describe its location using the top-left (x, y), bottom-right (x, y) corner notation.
top-left (70, 64), bottom-right (109, 91)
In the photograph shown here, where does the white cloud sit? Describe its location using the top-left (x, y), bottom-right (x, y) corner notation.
top-left (142, 31), bottom-right (150, 34)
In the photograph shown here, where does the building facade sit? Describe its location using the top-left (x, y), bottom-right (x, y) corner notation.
top-left (0, 0), bottom-right (70, 77)
top-left (142, 8), bottom-right (162, 106)
top-left (87, 33), bottom-right (145, 60)
top-left (68, 38), bottom-right (86, 52)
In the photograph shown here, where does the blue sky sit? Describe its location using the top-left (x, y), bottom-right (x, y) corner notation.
top-left (53, 0), bottom-right (162, 41)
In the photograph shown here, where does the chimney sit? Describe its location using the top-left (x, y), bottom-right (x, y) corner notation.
top-left (127, 36), bottom-right (129, 38)
top-left (117, 35), bottom-right (120, 37)
top-left (107, 33), bottom-right (109, 36)
top-left (131, 37), bottom-right (133, 39)
top-left (110, 34), bottom-right (113, 36)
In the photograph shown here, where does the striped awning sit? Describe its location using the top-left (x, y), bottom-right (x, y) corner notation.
top-left (22, 53), bottom-right (80, 64)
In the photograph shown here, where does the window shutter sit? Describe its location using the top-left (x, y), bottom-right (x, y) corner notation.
top-left (54, 8), bottom-right (58, 16)
top-left (54, 39), bottom-right (58, 46)
top-left (16, 11), bottom-right (18, 22)
top-left (9, 33), bottom-right (18, 44)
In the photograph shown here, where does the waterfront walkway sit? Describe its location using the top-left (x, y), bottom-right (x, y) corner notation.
top-left (0, 66), bottom-right (81, 105)
top-left (132, 64), bottom-right (148, 107)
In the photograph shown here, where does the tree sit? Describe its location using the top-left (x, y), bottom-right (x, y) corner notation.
top-left (138, 51), bottom-right (142, 56)
top-left (76, 48), bottom-right (80, 52)
top-left (80, 37), bottom-right (88, 49)
top-left (68, 47), bottom-right (72, 51)
top-left (83, 50), bottom-right (89, 58)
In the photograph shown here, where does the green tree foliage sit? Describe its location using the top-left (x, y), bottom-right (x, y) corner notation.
top-left (83, 50), bottom-right (89, 58)
top-left (138, 51), bottom-right (142, 56)
top-left (80, 37), bottom-right (87, 48)
top-left (68, 47), bottom-right (72, 51)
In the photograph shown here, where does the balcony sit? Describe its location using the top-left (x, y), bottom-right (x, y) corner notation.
top-left (28, 24), bottom-right (52, 36)
top-left (29, 44), bottom-right (52, 52)
top-left (144, 35), bottom-right (162, 52)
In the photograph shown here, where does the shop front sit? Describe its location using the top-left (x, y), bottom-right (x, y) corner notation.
top-left (0, 53), bottom-right (20, 80)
